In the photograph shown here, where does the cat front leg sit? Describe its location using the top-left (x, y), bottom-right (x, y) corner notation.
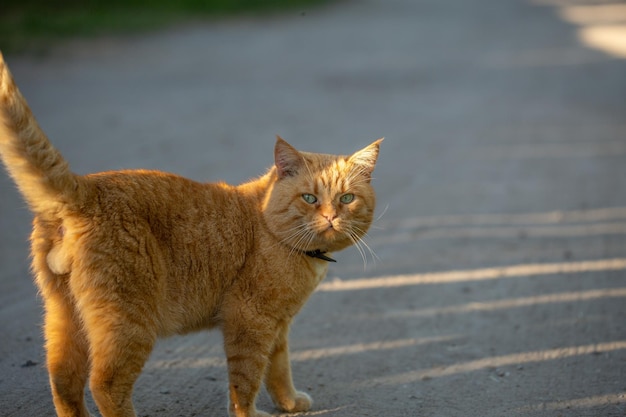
top-left (222, 315), bottom-right (278, 417)
top-left (264, 324), bottom-right (312, 413)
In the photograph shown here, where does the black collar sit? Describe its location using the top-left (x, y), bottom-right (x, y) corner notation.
top-left (304, 249), bottom-right (337, 263)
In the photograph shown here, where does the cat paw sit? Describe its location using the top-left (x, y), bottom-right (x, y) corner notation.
top-left (278, 391), bottom-right (313, 413)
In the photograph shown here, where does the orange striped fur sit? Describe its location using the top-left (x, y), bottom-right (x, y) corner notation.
top-left (0, 53), bottom-right (381, 417)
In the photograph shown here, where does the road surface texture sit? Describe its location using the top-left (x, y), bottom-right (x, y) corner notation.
top-left (1, 0), bottom-right (626, 416)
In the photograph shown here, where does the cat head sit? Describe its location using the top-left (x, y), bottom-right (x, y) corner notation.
top-left (263, 136), bottom-right (382, 256)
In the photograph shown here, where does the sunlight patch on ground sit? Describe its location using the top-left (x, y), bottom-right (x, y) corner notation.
top-left (369, 287), bottom-right (626, 318)
top-left (319, 258), bottom-right (626, 291)
top-left (362, 341), bottom-right (626, 387)
top-left (385, 206), bottom-right (626, 229)
top-left (375, 222), bottom-right (626, 244)
top-left (515, 392), bottom-right (626, 412)
top-left (376, 206), bottom-right (626, 244)
top-left (560, 4), bottom-right (626, 25)
top-left (147, 336), bottom-right (459, 370)
top-left (148, 355), bottom-right (226, 370)
top-left (535, 1), bottom-right (626, 59)
top-left (291, 335), bottom-right (459, 362)
top-left (286, 405), bottom-right (353, 416)
top-left (578, 25), bottom-right (626, 58)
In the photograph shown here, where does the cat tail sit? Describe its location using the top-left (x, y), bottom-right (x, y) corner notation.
top-left (0, 52), bottom-right (85, 215)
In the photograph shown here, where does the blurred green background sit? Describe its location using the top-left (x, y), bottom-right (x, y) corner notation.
top-left (1, 0), bottom-right (330, 52)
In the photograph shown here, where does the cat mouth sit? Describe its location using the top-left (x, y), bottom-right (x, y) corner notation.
top-left (317, 227), bottom-right (352, 248)
top-left (319, 218), bottom-right (342, 233)
top-left (317, 224), bottom-right (341, 239)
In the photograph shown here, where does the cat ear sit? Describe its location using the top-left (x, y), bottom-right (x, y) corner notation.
top-left (349, 138), bottom-right (383, 180)
top-left (274, 136), bottom-right (303, 179)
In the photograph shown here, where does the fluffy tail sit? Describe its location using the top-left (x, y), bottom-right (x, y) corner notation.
top-left (0, 52), bottom-right (82, 215)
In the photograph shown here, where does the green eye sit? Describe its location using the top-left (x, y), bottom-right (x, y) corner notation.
top-left (340, 193), bottom-right (355, 204)
top-left (302, 194), bottom-right (318, 204)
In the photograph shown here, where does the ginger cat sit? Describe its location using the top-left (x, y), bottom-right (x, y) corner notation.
top-left (0, 53), bottom-right (381, 417)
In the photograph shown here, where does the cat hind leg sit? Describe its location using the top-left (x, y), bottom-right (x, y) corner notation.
top-left (43, 292), bottom-right (92, 417)
top-left (32, 230), bottom-right (92, 417)
top-left (80, 299), bottom-right (156, 417)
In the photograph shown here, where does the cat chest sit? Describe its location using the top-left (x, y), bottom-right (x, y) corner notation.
top-left (310, 260), bottom-right (330, 287)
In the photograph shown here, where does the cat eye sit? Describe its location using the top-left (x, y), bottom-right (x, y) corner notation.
top-left (340, 193), bottom-right (355, 204)
top-left (302, 193), bottom-right (318, 204)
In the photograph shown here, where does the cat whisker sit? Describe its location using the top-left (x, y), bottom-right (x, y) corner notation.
top-left (303, 230), bottom-right (318, 254)
top-left (278, 221), bottom-right (311, 240)
top-left (278, 223), bottom-right (310, 242)
top-left (358, 234), bottom-right (380, 264)
top-left (286, 224), bottom-right (316, 260)
top-left (269, 225), bottom-right (306, 249)
top-left (342, 225), bottom-right (367, 268)
top-left (365, 205), bottom-right (389, 232)
top-left (289, 229), bottom-right (317, 263)
top-left (348, 225), bottom-right (380, 269)
top-left (347, 231), bottom-right (368, 270)
top-left (289, 233), bottom-right (309, 258)
top-left (374, 203), bottom-right (389, 223)
top-left (266, 222), bottom-right (312, 258)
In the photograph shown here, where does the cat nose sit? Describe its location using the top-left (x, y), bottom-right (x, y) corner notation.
top-left (322, 213), bottom-right (337, 226)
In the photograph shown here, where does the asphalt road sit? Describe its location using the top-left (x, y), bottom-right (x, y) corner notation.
top-left (1, 0), bottom-right (626, 416)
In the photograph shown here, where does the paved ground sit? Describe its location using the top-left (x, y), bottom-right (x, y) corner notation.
top-left (1, 0), bottom-right (626, 416)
